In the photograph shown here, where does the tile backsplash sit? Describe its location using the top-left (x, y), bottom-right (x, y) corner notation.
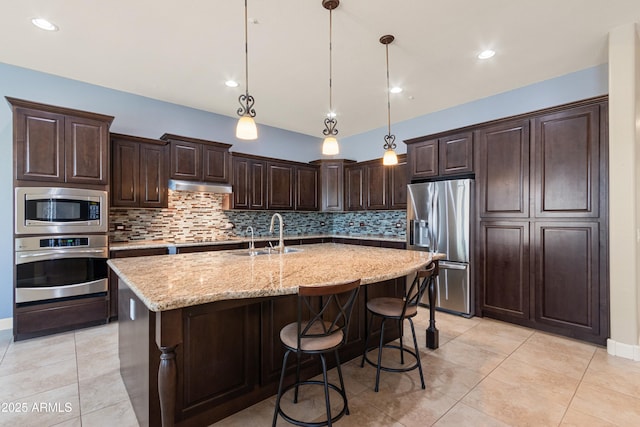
top-left (110, 190), bottom-right (406, 242)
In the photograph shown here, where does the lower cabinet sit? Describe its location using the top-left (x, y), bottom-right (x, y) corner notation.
top-left (478, 220), bottom-right (607, 344)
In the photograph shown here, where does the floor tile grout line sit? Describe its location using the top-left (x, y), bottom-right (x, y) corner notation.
top-left (556, 346), bottom-right (598, 426)
top-left (73, 331), bottom-right (83, 425)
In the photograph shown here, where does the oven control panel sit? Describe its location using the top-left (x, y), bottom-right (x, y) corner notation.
top-left (40, 237), bottom-right (89, 248)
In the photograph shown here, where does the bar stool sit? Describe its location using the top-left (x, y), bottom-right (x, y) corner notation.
top-left (360, 263), bottom-right (436, 392)
top-left (273, 279), bottom-right (361, 427)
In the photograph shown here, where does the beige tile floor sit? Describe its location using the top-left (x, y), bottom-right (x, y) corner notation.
top-left (1, 310), bottom-right (639, 426)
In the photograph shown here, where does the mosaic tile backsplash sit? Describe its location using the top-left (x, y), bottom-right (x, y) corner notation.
top-left (110, 190), bottom-right (406, 242)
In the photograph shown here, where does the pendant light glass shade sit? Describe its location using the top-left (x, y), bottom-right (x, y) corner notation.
top-left (383, 148), bottom-right (399, 165)
top-left (236, 115), bottom-right (258, 140)
top-left (322, 136), bottom-right (339, 155)
top-left (235, 0), bottom-right (257, 140)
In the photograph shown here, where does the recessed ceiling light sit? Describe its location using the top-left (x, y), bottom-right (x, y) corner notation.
top-left (31, 18), bottom-right (58, 31)
top-left (225, 80), bottom-right (239, 88)
top-left (390, 86), bottom-right (403, 94)
top-left (477, 49), bottom-right (495, 60)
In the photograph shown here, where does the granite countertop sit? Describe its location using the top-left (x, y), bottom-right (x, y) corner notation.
top-left (109, 233), bottom-right (405, 251)
top-left (108, 243), bottom-right (443, 312)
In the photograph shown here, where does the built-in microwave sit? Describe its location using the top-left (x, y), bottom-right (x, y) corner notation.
top-left (15, 187), bottom-right (108, 234)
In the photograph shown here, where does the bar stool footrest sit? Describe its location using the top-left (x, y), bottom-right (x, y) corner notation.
top-left (275, 380), bottom-right (348, 427)
top-left (362, 344), bottom-right (421, 374)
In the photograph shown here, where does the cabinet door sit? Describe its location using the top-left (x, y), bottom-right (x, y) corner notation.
top-left (139, 143), bottom-right (167, 208)
top-left (388, 156), bottom-right (408, 210)
top-left (267, 162), bottom-right (295, 210)
top-left (203, 144), bottom-right (229, 183)
top-left (319, 161), bottom-right (344, 211)
top-left (295, 165), bottom-right (319, 211)
top-left (65, 116), bottom-right (109, 185)
top-left (533, 104), bottom-right (601, 218)
top-left (478, 221), bottom-right (530, 320)
top-left (15, 108), bottom-right (65, 182)
top-left (344, 165), bottom-right (364, 211)
top-left (439, 132), bottom-right (473, 176)
top-left (231, 156), bottom-right (250, 209)
top-left (365, 162), bottom-right (388, 210)
top-left (408, 139), bottom-right (438, 180)
top-left (111, 139), bottom-right (140, 207)
top-left (250, 160), bottom-right (267, 210)
top-left (170, 140), bottom-right (201, 180)
top-left (476, 120), bottom-right (530, 218)
top-left (533, 222), bottom-right (604, 342)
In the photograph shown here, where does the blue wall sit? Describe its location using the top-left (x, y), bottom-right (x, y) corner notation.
top-left (0, 62), bottom-right (608, 321)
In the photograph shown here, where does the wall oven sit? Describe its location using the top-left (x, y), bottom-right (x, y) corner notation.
top-left (15, 187), bottom-right (107, 235)
top-left (15, 235), bottom-right (108, 304)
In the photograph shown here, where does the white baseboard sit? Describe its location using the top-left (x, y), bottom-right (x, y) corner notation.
top-left (0, 317), bottom-right (12, 331)
top-left (607, 338), bottom-right (640, 361)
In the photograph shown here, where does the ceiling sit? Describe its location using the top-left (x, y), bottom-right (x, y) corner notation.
top-left (2, 1), bottom-right (640, 138)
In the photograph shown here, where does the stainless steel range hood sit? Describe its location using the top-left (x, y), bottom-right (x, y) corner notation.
top-left (168, 179), bottom-right (232, 194)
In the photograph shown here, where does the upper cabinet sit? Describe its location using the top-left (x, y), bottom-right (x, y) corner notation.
top-left (161, 133), bottom-right (231, 183)
top-left (111, 133), bottom-right (169, 208)
top-left (344, 155), bottom-right (407, 211)
top-left (405, 131), bottom-right (473, 181)
top-left (311, 159), bottom-right (354, 212)
top-left (533, 104), bottom-right (603, 219)
top-left (8, 97), bottom-right (113, 186)
top-left (230, 153), bottom-right (318, 211)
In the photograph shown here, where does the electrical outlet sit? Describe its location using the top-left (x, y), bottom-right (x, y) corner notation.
top-left (115, 225), bottom-right (125, 231)
top-left (320, 221), bottom-right (326, 226)
top-left (396, 222), bottom-right (402, 228)
top-left (359, 222), bottom-right (365, 227)
top-left (349, 221), bottom-right (354, 226)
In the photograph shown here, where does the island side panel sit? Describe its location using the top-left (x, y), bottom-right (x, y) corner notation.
top-left (118, 278), bottom-right (161, 427)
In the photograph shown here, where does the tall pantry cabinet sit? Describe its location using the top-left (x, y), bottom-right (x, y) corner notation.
top-left (475, 97), bottom-right (608, 345)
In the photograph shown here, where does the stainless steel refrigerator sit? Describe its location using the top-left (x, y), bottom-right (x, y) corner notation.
top-left (407, 179), bottom-right (473, 317)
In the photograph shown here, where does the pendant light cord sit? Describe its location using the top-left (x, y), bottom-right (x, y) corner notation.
top-left (385, 43), bottom-right (391, 136)
top-left (328, 8), bottom-right (333, 114)
top-left (244, 0), bottom-right (249, 96)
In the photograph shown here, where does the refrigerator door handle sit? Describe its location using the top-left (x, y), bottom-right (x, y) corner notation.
top-left (438, 261), bottom-right (468, 270)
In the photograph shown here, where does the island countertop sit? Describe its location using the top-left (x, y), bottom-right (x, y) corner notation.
top-left (108, 243), bottom-right (443, 312)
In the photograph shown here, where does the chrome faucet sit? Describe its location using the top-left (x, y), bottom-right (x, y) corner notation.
top-left (269, 213), bottom-right (284, 252)
top-left (246, 226), bottom-right (256, 255)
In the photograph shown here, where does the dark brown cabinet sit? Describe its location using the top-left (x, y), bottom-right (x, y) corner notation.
top-left (311, 159), bottom-right (353, 211)
top-left (406, 132), bottom-right (473, 181)
top-left (345, 155), bottom-right (407, 211)
top-left (476, 119), bottom-right (531, 218)
top-left (533, 105), bottom-right (602, 219)
top-left (474, 97), bottom-right (608, 345)
top-left (111, 133), bottom-right (168, 208)
top-left (295, 164), bottom-right (319, 211)
top-left (161, 133), bottom-right (231, 183)
top-left (267, 161), bottom-right (295, 210)
top-left (8, 97), bottom-right (113, 186)
top-left (344, 164), bottom-right (364, 211)
top-left (232, 154), bottom-right (266, 210)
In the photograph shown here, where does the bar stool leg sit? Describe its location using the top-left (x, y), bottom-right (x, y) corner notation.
top-left (360, 312), bottom-right (374, 368)
top-left (408, 317), bottom-right (425, 389)
top-left (399, 321), bottom-right (405, 365)
top-left (293, 352), bottom-right (301, 404)
top-left (273, 349), bottom-right (292, 427)
top-left (334, 349), bottom-right (349, 415)
top-left (375, 317), bottom-right (386, 392)
top-left (320, 354), bottom-right (332, 427)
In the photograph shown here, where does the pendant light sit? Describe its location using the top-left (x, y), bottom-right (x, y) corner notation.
top-left (321, 0), bottom-right (340, 155)
top-left (236, 0), bottom-right (258, 140)
top-left (380, 34), bottom-right (398, 166)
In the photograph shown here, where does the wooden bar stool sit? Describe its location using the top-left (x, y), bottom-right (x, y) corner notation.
top-left (273, 279), bottom-right (361, 427)
top-left (360, 263), bottom-right (436, 392)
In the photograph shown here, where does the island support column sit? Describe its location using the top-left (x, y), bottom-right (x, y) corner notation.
top-left (426, 261), bottom-right (439, 349)
top-left (156, 309), bottom-right (183, 427)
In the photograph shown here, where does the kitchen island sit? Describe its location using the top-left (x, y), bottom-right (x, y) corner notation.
top-left (108, 243), bottom-right (442, 427)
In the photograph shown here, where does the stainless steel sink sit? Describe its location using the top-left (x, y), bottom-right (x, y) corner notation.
top-left (232, 247), bottom-right (303, 256)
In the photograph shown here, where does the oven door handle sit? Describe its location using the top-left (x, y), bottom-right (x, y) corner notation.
top-left (15, 248), bottom-right (108, 264)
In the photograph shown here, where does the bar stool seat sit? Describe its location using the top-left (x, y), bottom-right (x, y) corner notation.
top-left (273, 279), bottom-right (361, 427)
top-left (361, 263), bottom-right (436, 392)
